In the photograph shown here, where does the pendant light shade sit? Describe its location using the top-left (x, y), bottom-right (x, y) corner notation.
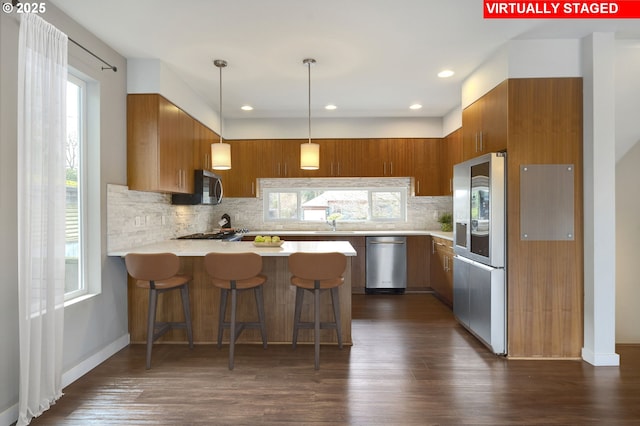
top-left (211, 142), bottom-right (231, 170)
top-left (300, 142), bottom-right (320, 169)
top-left (212, 59), bottom-right (231, 170)
top-left (301, 58), bottom-right (319, 170)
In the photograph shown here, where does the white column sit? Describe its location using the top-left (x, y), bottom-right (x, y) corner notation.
top-left (581, 33), bottom-right (619, 366)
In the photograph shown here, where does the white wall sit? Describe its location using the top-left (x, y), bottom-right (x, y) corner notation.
top-left (1, 4), bottom-right (130, 422)
top-left (224, 116), bottom-right (444, 139)
top-left (0, 12), bottom-right (21, 421)
top-left (616, 140), bottom-right (640, 342)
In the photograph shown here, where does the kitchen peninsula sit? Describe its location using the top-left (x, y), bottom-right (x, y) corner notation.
top-left (109, 240), bottom-right (356, 345)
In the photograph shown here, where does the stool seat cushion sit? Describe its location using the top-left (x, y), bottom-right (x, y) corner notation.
top-left (134, 273), bottom-right (192, 290)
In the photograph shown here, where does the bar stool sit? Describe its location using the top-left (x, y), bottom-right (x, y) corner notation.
top-left (204, 252), bottom-right (268, 370)
top-left (288, 252), bottom-right (347, 369)
top-left (124, 252), bottom-right (194, 369)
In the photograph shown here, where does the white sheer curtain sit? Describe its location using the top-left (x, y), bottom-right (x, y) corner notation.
top-left (17, 13), bottom-right (68, 426)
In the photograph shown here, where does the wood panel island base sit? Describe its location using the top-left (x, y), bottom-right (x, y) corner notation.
top-left (109, 241), bottom-right (356, 346)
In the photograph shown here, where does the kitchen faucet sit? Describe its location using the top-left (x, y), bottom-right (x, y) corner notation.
top-left (327, 219), bottom-right (336, 231)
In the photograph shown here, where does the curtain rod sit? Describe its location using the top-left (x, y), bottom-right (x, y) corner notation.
top-left (10, 0), bottom-right (117, 72)
top-left (68, 37), bottom-right (118, 72)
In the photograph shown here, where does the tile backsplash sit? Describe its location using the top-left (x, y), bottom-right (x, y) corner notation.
top-left (107, 177), bottom-right (452, 251)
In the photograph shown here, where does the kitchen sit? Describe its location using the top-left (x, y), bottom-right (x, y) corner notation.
top-left (1, 1), bottom-right (640, 425)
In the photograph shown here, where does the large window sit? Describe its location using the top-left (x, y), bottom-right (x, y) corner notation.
top-left (264, 187), bottom-right (406, 222)
top-left (65, 74), bottom-right (87, 300)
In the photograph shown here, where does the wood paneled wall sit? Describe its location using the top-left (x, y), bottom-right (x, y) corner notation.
top-left (506, 78), bottom-right (584, 358)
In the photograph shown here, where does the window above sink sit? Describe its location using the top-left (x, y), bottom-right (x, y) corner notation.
top-left (263, 186), bottom-right (407, 223)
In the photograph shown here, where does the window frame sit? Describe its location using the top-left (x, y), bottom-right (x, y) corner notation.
top-left (64, 73), bottom-right (88, 301)
top-left (64, 68), bottom-right (102, 304)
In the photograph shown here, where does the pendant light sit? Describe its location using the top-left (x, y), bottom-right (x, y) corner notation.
top-left (211, 59), bottom-right (231, 170)
top-left (300, 58), bottom-right (320, 170)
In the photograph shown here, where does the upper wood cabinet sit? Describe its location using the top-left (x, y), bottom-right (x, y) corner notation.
top-left (127, 94), bottom-right (194, 194)
top-left (222, 140), bottom-right (260, 197)
top-left (192, 120), bottom-right (218, 173)
top-left (440, 129), bottom-right (463, 196)
top-left (462, 81), bottom-right (508, 161)
top-left (257, 139), bottom-right (302, 178)
top-left (297, 139), bottom-right (362, 177)
top-left (359, 139), bottom-right (414, 177)
top-left (413, 138), bottom-right (442, 196)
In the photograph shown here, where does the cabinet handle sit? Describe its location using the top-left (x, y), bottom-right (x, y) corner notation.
top-left (331, 162), bottom-right (334, 176)
top-left (390, 162), bottom-right (393, 175)
top-left (449, 178), bottom-right (452, 193)
top-left (337, 162), bottom-right (341, 176)
top-left (480, 132), bottom-right (484, 152)
top-left (475, 133), bottom-right (478, 152)
top-left (432, 239), bottom-right (435, 254)
top-left (284, 163), bottom-right (288, 176)
top-left (417, 180), bottom-right (420, 194)
top-left (445, 255), bottom-right (449, 272)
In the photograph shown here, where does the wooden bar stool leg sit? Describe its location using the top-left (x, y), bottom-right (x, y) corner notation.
top-left (217, 289), bottom-right (228, 348)
top-left (292, 287), bottom-right (304, 349)
top-left (254, 286), bottom-right (267, 349)
top-left (146, 289), bottom-right (159, 370)
top-left (331, 287), bottom-right (343, 349)
top-left (229, 288), bottom-right (237, 370)
top-left (314, 288), bottom-right (320, 370)
top-left (181, 285), bottom-right (194, 349)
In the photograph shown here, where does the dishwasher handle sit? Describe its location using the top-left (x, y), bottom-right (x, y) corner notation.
top-left (368, 240), bottom-right (406, 245)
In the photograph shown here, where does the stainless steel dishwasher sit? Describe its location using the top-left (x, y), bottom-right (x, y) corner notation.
top-left (365, 236), bottom-right (407, 294)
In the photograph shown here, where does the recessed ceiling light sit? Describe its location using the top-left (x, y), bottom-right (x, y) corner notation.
top-left (241, 105), bottom-right (253, 111)
top-left (438, 69), bottom-right (455, 78)
top-left (409, 104), bottom-right (422, 110)
top-left (325, 104), bottom-right (337, 110)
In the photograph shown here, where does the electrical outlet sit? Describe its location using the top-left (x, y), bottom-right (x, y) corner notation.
top-left (161, 215), bottom-right (167, 225)
top-left (134, 216), bottom-right (141, 227)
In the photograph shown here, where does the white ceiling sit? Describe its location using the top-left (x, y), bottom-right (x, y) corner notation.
top-left (50, 0), bottom-right (639, 157)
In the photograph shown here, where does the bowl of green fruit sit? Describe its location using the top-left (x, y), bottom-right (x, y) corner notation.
top-left (252, 235), bottom-right (284, 247)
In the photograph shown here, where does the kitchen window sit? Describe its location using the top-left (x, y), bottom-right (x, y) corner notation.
top-left (264, 187), bottom-right (406, 222)
top-left (65, 71), bottom-right (101, 302)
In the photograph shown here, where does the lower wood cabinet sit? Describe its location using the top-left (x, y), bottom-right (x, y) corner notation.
top-left (407, 236), bottom-right (430, 290)
top-left (429, 236), bottom-right (453, 307)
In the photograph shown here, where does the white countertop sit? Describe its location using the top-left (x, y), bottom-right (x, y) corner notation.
top-left (245, 230), bottom-right (454, 240)
top-left (108, 240), bottom-right (357, 257)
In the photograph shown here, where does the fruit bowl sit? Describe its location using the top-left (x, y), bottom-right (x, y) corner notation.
top-left (252, 240), bottom-right (284, 247)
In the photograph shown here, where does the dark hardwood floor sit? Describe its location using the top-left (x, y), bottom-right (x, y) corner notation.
top-left (30, 294), bottom-right (640, 425)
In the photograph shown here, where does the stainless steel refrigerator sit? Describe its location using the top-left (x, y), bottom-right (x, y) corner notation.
top-left (452, 152), bottom-right (506, 355)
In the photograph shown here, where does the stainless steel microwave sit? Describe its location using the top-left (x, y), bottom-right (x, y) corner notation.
top-left (171, 170), bottom-right (223, 205)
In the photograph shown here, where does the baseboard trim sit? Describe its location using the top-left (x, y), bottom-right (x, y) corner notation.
top-left (62, 333), bottom-right (130, 388)
top-left (581, 347), bottom-right (620, 366)
top-left (0, 403), bottom-right (18, 426)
